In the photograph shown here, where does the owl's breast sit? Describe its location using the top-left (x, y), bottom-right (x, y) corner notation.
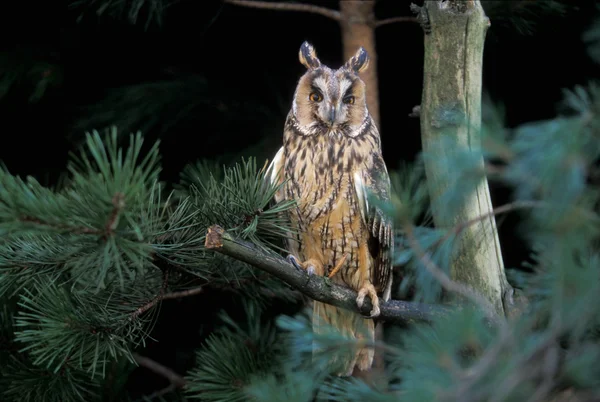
top-left (285, 156), bottom-right (348, 222)
top-left (290, 178), bottom-right (367, 287)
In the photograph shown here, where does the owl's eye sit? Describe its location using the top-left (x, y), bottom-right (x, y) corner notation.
top-left (343, 95), bottom-right (355, 105)
top-left (309, 92), bottom-right (323, 102)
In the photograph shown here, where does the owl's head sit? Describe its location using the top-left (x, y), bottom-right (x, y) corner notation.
top-left (292, 41), bottom-right (370, 135)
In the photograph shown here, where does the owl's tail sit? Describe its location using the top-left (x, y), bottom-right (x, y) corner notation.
top-left (312, 300), bottom-right (375, 376)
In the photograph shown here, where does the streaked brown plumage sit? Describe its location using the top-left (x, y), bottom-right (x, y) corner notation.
top-left (268, 42), bottom-right (393, 376)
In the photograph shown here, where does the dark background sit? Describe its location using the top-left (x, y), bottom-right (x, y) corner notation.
top-left (0, 0), bottom-right (598, 397)
top-left (1, 0), bottom-right (598, 266)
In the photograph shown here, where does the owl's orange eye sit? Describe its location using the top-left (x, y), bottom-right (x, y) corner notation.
top-left (309, 92), bottom-right (323, 102)
top-left (343, 95), bottom-right (355, 105)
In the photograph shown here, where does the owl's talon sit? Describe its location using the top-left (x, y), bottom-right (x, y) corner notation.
top-left (286, 255), bottom-right (323, 276)
top-left (356, 282), bottom-right (380, 318)
top-left (286, 254), bottom-right (303, 271)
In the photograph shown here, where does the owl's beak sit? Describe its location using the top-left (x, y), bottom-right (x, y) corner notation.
top-left (326, 103), bottom-right (338, 126)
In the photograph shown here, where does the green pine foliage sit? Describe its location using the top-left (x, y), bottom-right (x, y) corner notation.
top-left (0, 127), bottom-right (298, 401)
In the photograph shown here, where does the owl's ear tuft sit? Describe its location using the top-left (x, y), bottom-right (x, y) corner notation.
top-left (299, 41), bottom-right (321, 69)
top-left (344, 47), bottom-right (369, 73)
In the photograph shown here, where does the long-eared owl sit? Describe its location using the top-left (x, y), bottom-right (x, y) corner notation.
top-left (268, 42), bottom-right (394, 376)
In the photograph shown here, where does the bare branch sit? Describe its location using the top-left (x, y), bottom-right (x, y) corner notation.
top-left (375, 16), bottom-right (418, 27)
top-left (445, 199), bottom-right (600, 248)
top-left (435, 200), bottom-right (539, 250)
top-left (223, 0), bottom-right (341, 21)
top-left (160, 286), bottom-right (204, 301)
top-left (133, 353), bottom-right (186, 388)
top-left (403, 224), bottom-right (499, 318)
top-left (204, 225), bottom-right (450, 324)
top-left (130, 271), bottom-right (170, 320)
top-left (130, 282), bottom-right (204, 320)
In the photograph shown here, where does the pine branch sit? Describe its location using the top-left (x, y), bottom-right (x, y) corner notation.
top-left (130, 286), bottom-right (205, 319)
top-left (133, 353), bottom-right (186, 388)
top-left (223, 0), bottom-right (341, 21)
top-left (130, 271), bottom-right (170, 320)
top-left (375, 16), bottom-right (418, 27)
top-left (204, 225), bottom-right (449, 324)
top-left (160, 286), bottom-right (204, 300)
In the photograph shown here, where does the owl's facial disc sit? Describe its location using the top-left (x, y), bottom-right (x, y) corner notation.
top-left (307, 72), bottom-right (361, 128)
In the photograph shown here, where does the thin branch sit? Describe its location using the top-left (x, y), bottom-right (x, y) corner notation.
top-left (403, 223), bottom-right (503, 325)
top-left (133, 353), bottom-right (186, 388)
top-left (223, 0), bottom-right (341, 21)
top-left (19, 215), bottom-right (101, 235)
top-left (441, 199), bottom-right (600, 249)
top-left (204, 225), bottom-right (450, 324)
top-left (130, 271), bottom-right (170, 320)
top-left (105, 192), bottom-right (125, 234)
top-left (130, 275), bottom-right (205, 319)
top-left (160, 286), bottom-right (204, 301)
top-left (142, 383), bottom-right (177, 401)
top-left (375, 16), bottom-right (418, 27)
top-left (436, 200), bottom-right (539, 250)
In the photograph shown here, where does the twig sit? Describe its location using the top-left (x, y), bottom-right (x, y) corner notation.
top-left (18, 192), bottom-right (127, 236)
top-left (130, 271), bottom-right (170, 320)
top-left (133, 353), bottom-right (186, 388)
top-left (19, 215), bottom-right (100, 235)
top-left (130, 278), bottom-right (204, 319)
top-left (403, 223), bottom-right (501, 323)
top-left (375, 16), bottom-right (418, 27)
top-left (105, 192), bottom-right (125, 234)
top-left (440, 199), bottom-right (600, 250)
top-left (223, 0), bottom-right (341, 21)
top-left (141, 383), bottom-right (177, 401)
top-left (435, 200), bottom-right (539, 249)
top-left (160, 286), bottom-right (204, 301)
top-left (204, 225), bottom-right (450, 324)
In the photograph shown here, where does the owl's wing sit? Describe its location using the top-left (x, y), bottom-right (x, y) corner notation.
top-left (267, 146), bottom-right (285, 204)
top-left (353, 155), bottom-right (394, 302)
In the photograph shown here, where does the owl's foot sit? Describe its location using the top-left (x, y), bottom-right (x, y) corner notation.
top-left (356, 282), bottom-right (380, 318)
top-left (327, 253), bottom-right (349, 279)
top-left (286, 254), bottom-right (322, 276)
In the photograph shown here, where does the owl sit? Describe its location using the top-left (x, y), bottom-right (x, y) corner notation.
top-left (268, 41), bottom-right (394, 376)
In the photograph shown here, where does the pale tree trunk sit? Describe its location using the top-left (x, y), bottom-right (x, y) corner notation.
top-left (339, 0), bottom-right (380, 126)
top-left (418, 0), bottom-right (511, 315)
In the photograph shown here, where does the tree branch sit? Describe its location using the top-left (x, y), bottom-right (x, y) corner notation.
top-left (375, 16), bottom-right (418, 27)
top-left (204, 225), bottom-right (450, 324)
top-left (403, 223), bottom-right (500, 322)
top-left (160, 286), bottom-right (204, 301)
top-left (129, 274), bottom-right (204, 320)
top-left (130, 271), bottom-right (170, 320)
top-left (223, 0), bottom-right (341, 21)
top-left (133, 353), bottom-right (186, 388)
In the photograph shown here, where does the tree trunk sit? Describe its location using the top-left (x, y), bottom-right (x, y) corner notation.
top-left (339, 0), bottom-right (384, 384)
top-left (419, 0), bottom-right (509, 315)
top-left (339, 0), bottom-right (380, 126)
